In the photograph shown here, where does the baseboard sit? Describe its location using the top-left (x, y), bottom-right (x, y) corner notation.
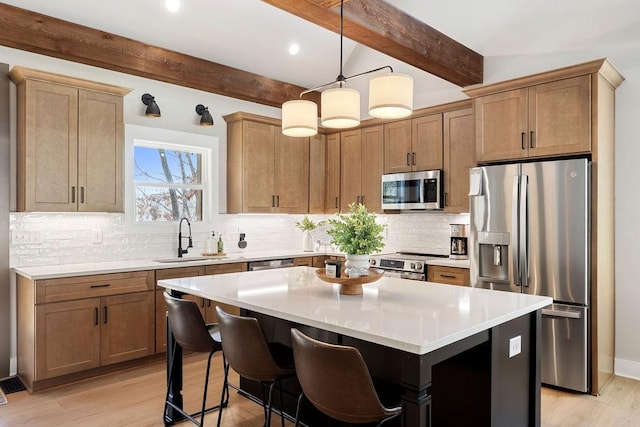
top-left (615, 357), bottom-right (640, 381)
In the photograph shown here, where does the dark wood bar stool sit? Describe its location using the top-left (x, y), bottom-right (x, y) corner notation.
top-left (163, 293), bottom-right (229, 427)
top-left (215, 306), bottom-right (296, 427)
top-left (290, 328), bottom-right (402, 426)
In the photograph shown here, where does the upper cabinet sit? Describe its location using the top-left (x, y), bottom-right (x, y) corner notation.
top-left (308, 133), bottom-right (326, 214)
top-left (384, 115), bottom-right (443, 174)
top-left (225, 113), bottom-right (309, 214)
top-left (341, 125), bottom-right (384, 213)
top-left (325, 133), bottom-right (341, 214)
top-left (443, 108), bottom-right (475, 213)
top-left (469, 73), bottom-right (592, 163)
top-left (9, 67), bottom-right (130, 212)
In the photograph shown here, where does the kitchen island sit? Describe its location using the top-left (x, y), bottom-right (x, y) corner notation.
top-left (158, 267), bottom-right (551, 426)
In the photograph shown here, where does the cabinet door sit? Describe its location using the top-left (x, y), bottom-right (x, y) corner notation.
top-left (22, 80), bottom-right (78, 212)
top-left (340, 129), bottom-right (363, 209)
top-left (528, 75), bottom-right (591, 158)
top-left (443, 108), bottom-right (475, 213)
top-left (475, 89), bottom-right (528, 163)
top-left (309, 134), bottom-right (326, 213)
top-left (412, 114), bottom-right (443, 171)
top-left (325, 133), bottom-right (341, 213)
top-left (243, 121), bottom-right (276, 212)
top-left (35, 298), bottom-right (101, 379)
top-left (383, 119), bottom-right (412, 174)
top-left (274, 131), bottom-right (309, 213)
top-left (78, 90), bottom-right (123, 212)
top-left (360, 125), bottom-right (384, 213)
top-left (101, 292), bottom-right (154, 365)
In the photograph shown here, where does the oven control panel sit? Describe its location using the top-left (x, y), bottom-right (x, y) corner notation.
top-left (371, 257), bottom-right (425, 273)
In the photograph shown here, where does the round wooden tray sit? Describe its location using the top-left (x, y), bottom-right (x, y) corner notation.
top-left (315, 268), bottom-right (383, 295)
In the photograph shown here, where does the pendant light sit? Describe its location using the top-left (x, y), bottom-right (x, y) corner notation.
top-left (281, 0), bottom-right (413, 137)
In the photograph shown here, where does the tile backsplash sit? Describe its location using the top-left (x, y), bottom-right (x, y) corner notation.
top-left (9, 212), bottom-right (469, 268)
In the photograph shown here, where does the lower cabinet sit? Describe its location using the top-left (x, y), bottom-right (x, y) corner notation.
top-left (427, 266), bottom-right (470, 286)
top-left (17, 270), bottom-right (155, 391)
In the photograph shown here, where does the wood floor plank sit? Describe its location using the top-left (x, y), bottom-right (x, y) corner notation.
top-left (1, 353), bottom-right (639, 426)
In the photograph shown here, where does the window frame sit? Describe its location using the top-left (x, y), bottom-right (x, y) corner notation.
top-left (124, 124), bottom-right (218, 232)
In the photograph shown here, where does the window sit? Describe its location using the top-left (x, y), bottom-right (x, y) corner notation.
top-left (125, 125), bottom-right (218, 225)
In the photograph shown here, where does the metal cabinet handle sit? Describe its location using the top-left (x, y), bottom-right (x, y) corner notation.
top-left (439, 274), bottom-right (457, 279)
top-left (271, 195), bottom-right (275, 207)
top-left (335, 197), bottom-right (339, 209)
top-left (412, 152), bottom-right (416, 165)
top-left (444, 192), bottom-right (449, 206)
top-left (94, 307), bottom-right (98, 325)
top-left (71, 186), bottom-right (76, 203)
top-left (90, 283), bottom-right (111, 288)
top-left (81, 187), bottom-right (85, 204)
top-left (103, 306), bottom-right (108, 324)
top-left (541, 308), bottom-right (581, 319)
top-left (530, 131), bottom-right (535, 148)
top-left (361, 195), bottom-right (365, 205)
top-left (276, 195), bottom-right (280, 207)
top-left (521, 132), bottom-right (526, 150)
top-left (406, 152), bottom-right (411, 166)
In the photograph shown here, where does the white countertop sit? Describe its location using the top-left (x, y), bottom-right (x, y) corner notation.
top-left (157, 267), bottom-right (550, 355)
top-left (13, 250), bottom-right (469, 280)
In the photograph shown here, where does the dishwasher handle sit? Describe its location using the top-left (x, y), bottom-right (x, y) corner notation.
top-left (541, 308), bottom-right (582, 319)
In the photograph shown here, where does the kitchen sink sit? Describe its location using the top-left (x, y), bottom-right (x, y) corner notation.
top-left (153, 256), bottom-right (229, 263)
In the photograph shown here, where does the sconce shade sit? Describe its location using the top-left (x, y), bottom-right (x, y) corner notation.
top-left (282, 100), bottom-right (318, 137)
top-left (141, 93), bottom-right (161, 117)
top-left (321, 87), bottom-right (360, 129)
top-left (195, 104), bottom-right (214, 126)
top-left (368, 73), bottom-right (414, 119)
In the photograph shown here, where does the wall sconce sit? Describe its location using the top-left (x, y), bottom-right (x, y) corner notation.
top-left (141, 93), bottom-right (161, 117)
top-left (196, 104), bottom-right (214, 126)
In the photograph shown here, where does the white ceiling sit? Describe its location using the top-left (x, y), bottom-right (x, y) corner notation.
top-left (4, 0), bottom-right (639, 112)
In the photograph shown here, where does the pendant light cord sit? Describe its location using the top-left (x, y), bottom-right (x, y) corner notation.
top-left (338, 0), bottom-right (345, 85)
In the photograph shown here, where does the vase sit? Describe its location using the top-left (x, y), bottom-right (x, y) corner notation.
top-left (344, 254), bottom-right (370, 276)
top-left (302, 230), bottom-right (314, 252)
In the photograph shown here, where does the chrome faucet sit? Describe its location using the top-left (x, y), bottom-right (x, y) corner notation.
top-left (177, 217), bottom-right (193, 257)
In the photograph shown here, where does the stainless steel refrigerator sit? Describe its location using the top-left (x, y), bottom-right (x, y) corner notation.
top-left (469, 158), bottom-right (590, 393)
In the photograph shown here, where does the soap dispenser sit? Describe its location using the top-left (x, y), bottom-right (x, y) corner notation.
top-left (217, 234), bottom-right (224, 254)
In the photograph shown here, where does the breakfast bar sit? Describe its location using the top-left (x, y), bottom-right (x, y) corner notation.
top-left (158, 266), bottom-right (551, 426)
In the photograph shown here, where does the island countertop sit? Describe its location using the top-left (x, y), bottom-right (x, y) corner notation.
top-left (157, 266), bottom-right (551, 355)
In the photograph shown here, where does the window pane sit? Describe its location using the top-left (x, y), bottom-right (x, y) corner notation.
top-left (134, 146), bottom-right (202, 185)
top-left (135, 186), bottom-right (202, 222)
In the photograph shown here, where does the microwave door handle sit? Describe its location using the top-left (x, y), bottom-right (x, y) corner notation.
top-left (520, 175), bottom-right (529, 287)
top-left (512, 175), bottom-right (521, 286)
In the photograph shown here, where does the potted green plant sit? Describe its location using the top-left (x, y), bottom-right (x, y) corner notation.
top-left (327, 203), bottom-right (386, 273)
top-left (295, 216), bottom-right (317, 252)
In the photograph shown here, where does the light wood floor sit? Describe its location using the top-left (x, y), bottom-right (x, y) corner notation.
top-left (1, 353), bottom-right (639, 426)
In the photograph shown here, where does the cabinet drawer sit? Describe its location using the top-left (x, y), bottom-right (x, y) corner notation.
top-left (204, 263), bottom-right (247, 275)
top-left (155, 266), bottom-right (205, 288)
top-left (427, 266), bottom-right (470, 286)
top-left (36, 271), bottom-right (154, 304)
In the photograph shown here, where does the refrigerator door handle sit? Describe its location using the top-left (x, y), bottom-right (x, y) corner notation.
top-left (541, 308), bottom-right (582, 319)
top-left (512, 176), bottom-right (521, 286)
top-left (521, 175), bottom-right (529, 287)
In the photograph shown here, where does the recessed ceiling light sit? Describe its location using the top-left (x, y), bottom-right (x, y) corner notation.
top-left (165, 0), bottom-right (181, 13)
top-left (289, 43), bottom-right (300, 56)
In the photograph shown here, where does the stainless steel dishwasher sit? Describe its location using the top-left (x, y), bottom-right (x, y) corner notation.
top-left (247, 258), bottom-right (295, 271)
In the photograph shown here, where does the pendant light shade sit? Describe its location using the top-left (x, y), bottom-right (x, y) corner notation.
top-left (282, 100), bottom-right (318, 137)
top-left (368, 73), bottom-right (414, 119)
top-left (321, 87), bottom-right (360, 129)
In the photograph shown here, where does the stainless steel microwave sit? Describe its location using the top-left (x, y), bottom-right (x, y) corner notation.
top-left (381, 170), bottom-right (443, 210)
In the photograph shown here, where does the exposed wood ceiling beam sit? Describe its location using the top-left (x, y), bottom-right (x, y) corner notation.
top-left (0, 3), bottom-right (321, 108)
top-left (263, 0), bottom-right (484, 87)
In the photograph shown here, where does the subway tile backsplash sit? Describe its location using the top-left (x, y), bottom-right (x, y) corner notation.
top-left (9, 212), bottom-right (469, 268)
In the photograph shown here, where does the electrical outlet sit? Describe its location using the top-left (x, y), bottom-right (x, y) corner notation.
top-left (509, 335), bottom-right (522, 358)
top-left (92, 229), bottom-right (103, 244)
top-left (12, 230), bottom-right (42, 245)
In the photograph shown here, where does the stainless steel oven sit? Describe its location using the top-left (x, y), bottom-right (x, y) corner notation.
top-left (381, 170), bottom-right (443, 210)
top-left (370, 253), bottom-right (429, 281)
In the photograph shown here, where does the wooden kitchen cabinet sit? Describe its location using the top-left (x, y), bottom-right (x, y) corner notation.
top-left (9, 67), bottom-right (130, 212)
top-left (472, 75), bottom-right (591, 163)
top-left (325, 133), bottom-right (341, 213)
top-left (225, 113), bottom-right (309, 213)
top-left (309, 133), bottom-right (326, 213)
top-left (17, 270), bottom-right (154, 391)
top-left (427, 265), bottom-right (470, 286)
top-left (443, 107), bottom-right (475, 213)
top-left (384, 115), bottom-right (443, 174)
top-left (341, 125), bottom-right (384, 212)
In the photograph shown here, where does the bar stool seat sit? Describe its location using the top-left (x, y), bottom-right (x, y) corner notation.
top-left (290, 328), bottom-right (402, 426)
top-left (163, 293), bottom-right (229, 427)
top-left (215, 306), bottom-right (296, 427)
